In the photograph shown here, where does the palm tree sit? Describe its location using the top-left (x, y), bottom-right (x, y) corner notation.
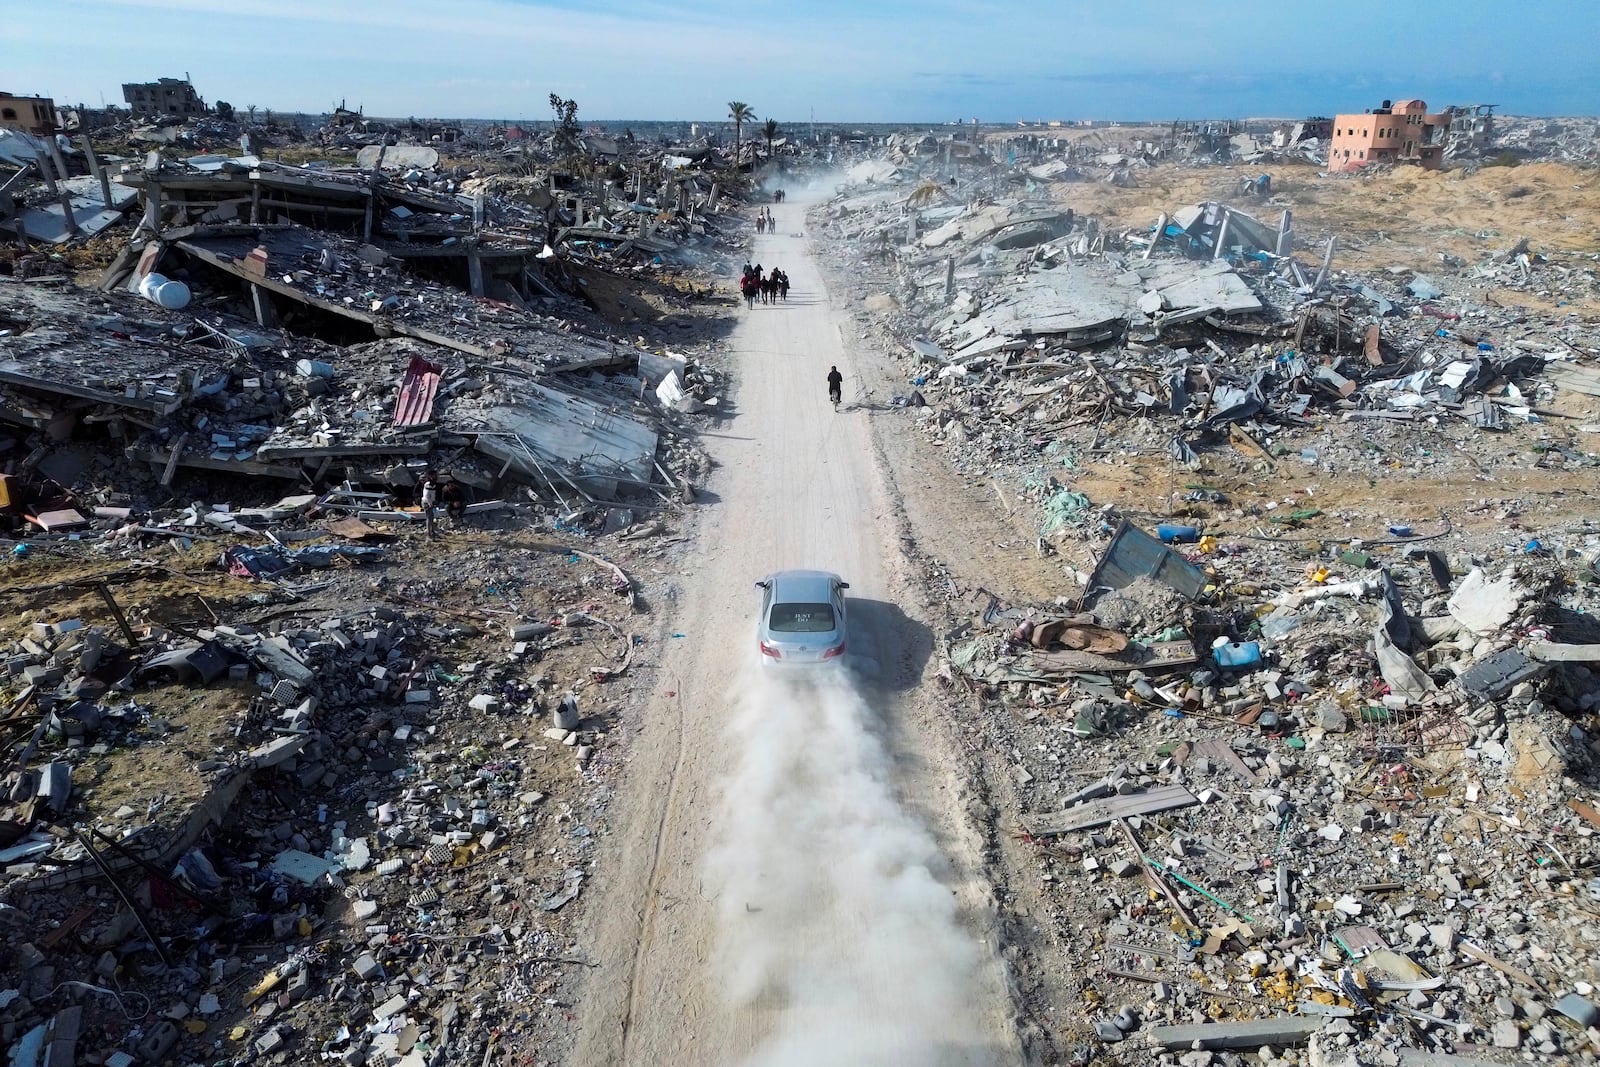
top-left (728, 101), bottom-right (754, 163)
top-left (762, 118), bottom-right (779, 158)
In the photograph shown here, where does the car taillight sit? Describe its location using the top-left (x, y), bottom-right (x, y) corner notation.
top-left (822, 642), bottom-right (846, 660)
top-left (760, 641), bottom-right (781, 659)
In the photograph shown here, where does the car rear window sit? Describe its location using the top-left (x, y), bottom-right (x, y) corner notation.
top-left (769, 602), bottom-right (836, 633)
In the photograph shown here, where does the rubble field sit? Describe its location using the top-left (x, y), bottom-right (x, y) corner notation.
top-left (1, 109), bottom-right (795, 1067)
top-left (811, 132), bottom-right (1600, 1065)
top-left (5, 101), bottom-right (1600, 1067)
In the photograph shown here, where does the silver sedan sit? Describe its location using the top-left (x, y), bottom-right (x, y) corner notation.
top-left (755, 569), bottom-right (849, 669)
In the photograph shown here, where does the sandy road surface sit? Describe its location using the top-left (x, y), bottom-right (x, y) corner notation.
top-left (570, 202), bottom-right (1022, 1066)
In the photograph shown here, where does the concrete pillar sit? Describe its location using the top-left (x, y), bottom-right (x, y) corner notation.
top-left (57, 191), bottom-right (79, 236)
top-left (944, 257), bottom-right (955, 305)
top-left (81, 136), bottom-right (113, 207)
top-left (250, 284), bottom-right (276, 328)
top-left (634, 168), bottom-right (644, 205)
top-left (1144, 213), bottom-right (1167, 260)
top-left (1276, 209), bottom-right (1293, 257)
top-left (905, 214), bottom-right (917, 243)
top-left (1212, 212), bottom-right (1231, 260)
top-left (32, 147), bottom-right (59, 195)
top-left (467, 245), bottom-right (485, 297)
top-left (1313, 236), bottom-right (1336, 290)
top-left (46, 135), bottom-right (71, 182)
top-left (472, 189), bottom-right (485, 232)
top-left (140, 182), bottom-right (163, 233)
top-left (677, 183), bottom-right (688, 214)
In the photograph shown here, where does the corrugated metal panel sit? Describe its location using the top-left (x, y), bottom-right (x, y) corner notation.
top-left (1086, 519), bottom-right (1207, 600)
top-left (392, 355), bottom-right (443, 427)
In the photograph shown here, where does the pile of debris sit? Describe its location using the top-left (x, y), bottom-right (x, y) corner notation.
top-left (818, 155), bottom-right (1600, 1064)
top-left (1, 531), bottom-right (657, 1064)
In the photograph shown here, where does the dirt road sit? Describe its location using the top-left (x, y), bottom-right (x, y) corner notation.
top-left (571, 201), bottom-right (1023, 1066)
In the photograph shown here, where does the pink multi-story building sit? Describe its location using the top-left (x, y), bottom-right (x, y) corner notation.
top-left (1328, 98), bottom-right (1448, 173)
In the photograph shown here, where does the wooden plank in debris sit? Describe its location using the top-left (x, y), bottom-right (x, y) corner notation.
top-left (1148, 1016), bottom-right (1325, 1050)
top-left (1570, 799), bottom-right (1600, 830)
top-left (1027, 640), bottom-right (1196, 675)
top-left (1228, 424), bottom-right (1274, 464)
top-left (1195, 738), bottom-right (1262, 785)
top-left (1021, 785), bottom-right (1199, 837)
top-left (1460, 942), bottom-right (1541, 989)
top-left (1364, 322), bottom-right (1385, 365)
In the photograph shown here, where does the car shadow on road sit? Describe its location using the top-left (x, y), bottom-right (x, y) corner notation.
top-left (845, 596), bottom-right (933, 695)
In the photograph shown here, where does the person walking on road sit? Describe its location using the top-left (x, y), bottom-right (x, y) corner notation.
top-left (827, 365), bottom-right (843, 410)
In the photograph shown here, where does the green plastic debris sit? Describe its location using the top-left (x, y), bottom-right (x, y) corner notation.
top-left (1040, 489), bottom-right (1093, 535)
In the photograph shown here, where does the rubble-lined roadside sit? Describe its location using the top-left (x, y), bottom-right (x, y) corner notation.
top-left (815, 144), bottom-right (1600, 1065)
top-left (0, 110), bottom-right (815, 1066)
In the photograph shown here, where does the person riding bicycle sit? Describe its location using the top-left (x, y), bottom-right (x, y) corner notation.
top-left (827, 365), bottom-right (843, 409)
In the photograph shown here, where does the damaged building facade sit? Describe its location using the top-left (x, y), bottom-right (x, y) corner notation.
top-left (121, 77), bottom-right (207, 120)
top-left (1329, 98), bottom-right (1448, 173)
top-left (0, 93), bottom-right (57, 137)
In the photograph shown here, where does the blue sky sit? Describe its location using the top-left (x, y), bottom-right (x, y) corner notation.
top-left (5, 0), bottom-right (1596, 124)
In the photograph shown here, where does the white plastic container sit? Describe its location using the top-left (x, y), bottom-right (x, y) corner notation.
top-left (137, 272), bottom-right (192, 310)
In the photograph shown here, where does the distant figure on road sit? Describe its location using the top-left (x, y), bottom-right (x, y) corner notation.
top-left (827, 366), bottom-right (843, 410)
top-left (777, 270), bottom-right (790, 302)
top-left (756, 214), bottom-right (765, 235)
top-left (740, 273), bottom-right (756, 309)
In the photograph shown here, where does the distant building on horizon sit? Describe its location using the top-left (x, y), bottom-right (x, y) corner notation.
top-left (1329, 98), bottom-right (1447, 173)
top-left (1272, 117), bottom-right (1333, 149)
top-left (122, 76), bottom-right (207, 119)
top-left (0, 91), bottom-right (58, 136)
top-left (1445, 103), bottom-right (1497, 157)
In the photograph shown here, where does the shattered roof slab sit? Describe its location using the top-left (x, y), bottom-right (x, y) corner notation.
top-left (1136, 259), bottom-right (1265, 316)
top-left (0, 280), bottom-right (227, 416)
top-left (472, 379), bottom-right (658, 500)
top-left (9, 177), bottom-right (140, 244)
top-left (964, 261), bottom-right (1142, 340)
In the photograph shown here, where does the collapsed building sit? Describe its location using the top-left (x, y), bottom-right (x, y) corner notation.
top-left (0, 103), bottom-right (801, 1065)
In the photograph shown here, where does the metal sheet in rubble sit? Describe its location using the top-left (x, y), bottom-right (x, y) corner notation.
top-left (1085, 519), bottom-right (1208, 601)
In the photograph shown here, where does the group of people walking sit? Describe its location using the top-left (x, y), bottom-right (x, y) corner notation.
top-left (772, 189), bottom-right (786, 202)
top-left (740, 262), bottom-right (789, 309)
top-left (755, 207), bottom-right (777, 234)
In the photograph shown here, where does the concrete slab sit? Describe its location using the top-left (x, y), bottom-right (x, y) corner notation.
top-left (14, 177), bottom-right (139, 243)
